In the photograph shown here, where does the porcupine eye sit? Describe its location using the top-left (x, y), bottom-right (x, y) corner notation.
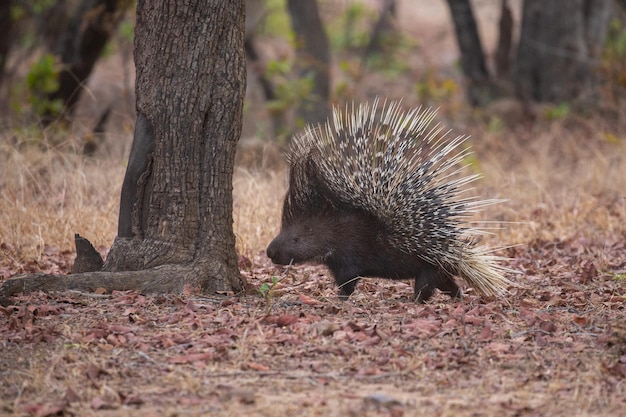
top-left (293, 237), bottom-right (299, 243)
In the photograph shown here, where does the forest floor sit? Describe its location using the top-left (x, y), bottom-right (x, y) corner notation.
top-left (1, 1), bottom-right (626, 416)
top-left (0, 236), bottom-right (625, 417)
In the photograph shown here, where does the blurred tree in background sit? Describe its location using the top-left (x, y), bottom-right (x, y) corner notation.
top-left (445, 0), bottom-right (614, 106)
top-left (514, 0), bottom-right (612, 103)
top-left (286, 0), bottom-right (330, 128)
top-left (1, 0), bottom-right (625, 138)
top-left (0, 0), bottom-right (132, 126)
top-left (43, 0), bottom-right (131, 125)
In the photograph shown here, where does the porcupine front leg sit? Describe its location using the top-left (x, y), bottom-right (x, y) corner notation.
top-left (327, 262), bottom-right (361, 300)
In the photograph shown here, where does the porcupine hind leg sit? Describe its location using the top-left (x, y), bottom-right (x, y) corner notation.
top-left (413, 264), bottom-right (460, 303)
top-left (437, 275), bottom-right (461, 299)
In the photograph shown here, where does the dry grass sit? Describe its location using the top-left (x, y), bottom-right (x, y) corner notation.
top-left (0, 139), bottom-right (123, 265)
top-left (0, 128), bottom-right (285, 264)
top-left (473, 117), bottom-right (626, 248)
top-left (0, 133), bottom-right (282, 266)
top-left (1, 112), bottom-right (624, 267)
top-left (233, 166), bottom-right (285, 258)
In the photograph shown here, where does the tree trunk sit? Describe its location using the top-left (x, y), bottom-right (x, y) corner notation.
top-left (0, 0), bottom-right (246, 302)
top-left (495, 0), bottom-right (513, 78)
top-left (514, 0), bottom-right (612, 103)
top-left (0, 0), bottom-right (11, 89)
top-left (43, 0), bottom-right (128, 124)
top-left (363, 0), bottom-right (397, 60)
top-left (583, 0), bottom-right (613, 56)
top-left (104, 0), bottom-right (245, 293)
top-left (445, 0), bottom-right (492, 106)
top-left (286, 0), bottom-right (330, 127)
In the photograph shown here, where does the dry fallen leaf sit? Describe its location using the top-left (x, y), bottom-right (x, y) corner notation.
top-left (298, 292), bottom-right (323, 305)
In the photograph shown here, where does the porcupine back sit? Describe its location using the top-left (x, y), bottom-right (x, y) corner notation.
top-left (272, 99), bottom-right (511, 299)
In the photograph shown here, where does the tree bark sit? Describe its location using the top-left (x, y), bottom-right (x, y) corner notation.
top-left (286, 0), bottom-right (330, 127)
top-left (104, 0), bottom-right (245, 294)
top-left (0, 267), bottom-right (206, 296)
top-left (0, 0), bottom-right (246, 303)
top-left (445, 0), bottom-right (492, 106)
top-left (514, 0), bottom-right (611, 102)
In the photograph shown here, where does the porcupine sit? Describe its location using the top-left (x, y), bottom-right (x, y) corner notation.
top-left (266, 100), bottom-right (511, 302)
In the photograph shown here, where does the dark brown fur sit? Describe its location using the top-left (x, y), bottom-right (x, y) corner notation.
top-left (266, 211), bottom-right (460, 302)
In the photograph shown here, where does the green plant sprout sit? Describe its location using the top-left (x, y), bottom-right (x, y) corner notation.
top-left (258, 275), bottom-right (280, 315)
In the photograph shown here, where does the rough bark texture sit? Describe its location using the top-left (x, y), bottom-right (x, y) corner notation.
top-left (445, 0), bottom-right (492, 106)
top-left (0, 0), bottom-right (246, 301)
top-left (514, 0), bottom-right (611, 102)
top-left (0, 267), bottom-right (204, 297)
top-left (287, 0), bottom-right (330, 127)
top-left (104, 0), bottom-right (245, 294)
top-left (71, 234), bottom-right (104, 273)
